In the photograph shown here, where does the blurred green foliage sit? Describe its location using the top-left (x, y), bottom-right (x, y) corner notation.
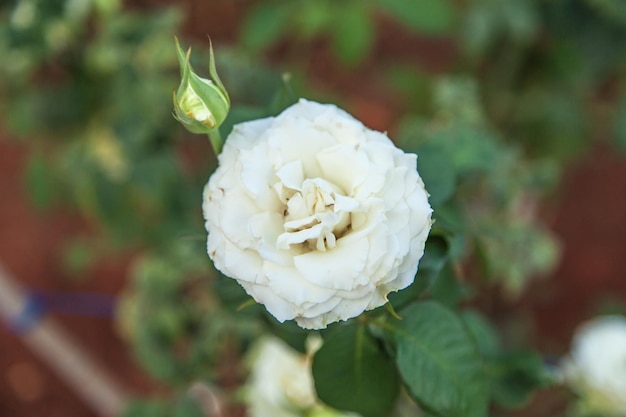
top-left (1, 0), bottom-right (625, 416)
top-left (397, 77), bottom-right (560, 295)
top-left (0, 0), bottom-right (288, 414)
top-left (240, 0), bottom-right (457, 67)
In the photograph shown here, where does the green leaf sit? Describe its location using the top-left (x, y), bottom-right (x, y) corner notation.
top-left (375, 0), bottom-right (455, 35)
top-left (331, 5), bottom-right (374, 66)
top-left (461, 310), bottom-right (500, 357)
top-left (387, 301), bottom-right (489, 417)
top-left (313, 323), bottom-right (399, 417)
top-left (240, 3), bottom-right (291, 51)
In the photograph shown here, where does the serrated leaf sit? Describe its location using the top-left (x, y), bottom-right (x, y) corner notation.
top-left (387, 301), bottom-right (488, 417)
top-left (313, 323), bottom-right (399, 417)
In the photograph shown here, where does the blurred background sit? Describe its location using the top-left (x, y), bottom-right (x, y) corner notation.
top-left (0, 0), bottom-right (625, 416)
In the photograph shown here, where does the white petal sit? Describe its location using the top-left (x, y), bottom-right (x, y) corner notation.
top-left (221, 117), bottom-right (273, 159)
top-left (300, 297), bottom-right (342, 319)
top-left (283, 214), bottom-right (319, 231)
top-left (264, 264), bottom-right (336, 306)
top-left (240, 281), bottom-right (296, 322)
top-left (333, 193), bottom-right (359, 212)
top-left (240, 145), bottom-right (272, 194)
top-left (293, 237), bottom-right (369, 291)
top-left (367, 289), bottom-right (388, 310)
top-left (277, 223), bottom-right (324, 250)
top-left (361, 223), bottom-right (390, 285)
top-left (267, 119), bottom-right (336, 179)
top-left (218, 189), bottom-right (259, 248)
top-left (316, 144), bottom-right (369, 195)
top-left (381, 166), bottom-right (408, 209)
top-left (276, 160), bottom-right (304, 191)
top-left (221, 240), bottom-right (263, 283)
top-left (313, 107), bottom-right (364, 146)
top-left (248, 212), bottom-right (292, 265)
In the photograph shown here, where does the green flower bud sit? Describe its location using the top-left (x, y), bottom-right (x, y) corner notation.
top-left (173, 38), bottom-right (230, 135)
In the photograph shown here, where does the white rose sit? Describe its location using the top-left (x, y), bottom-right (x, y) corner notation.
top-left (203, 99), bottom-right (433, 329)
top-left (561, 315), bottom-right (626, 416)
top-left (247, 337), bottom-right (317, 417)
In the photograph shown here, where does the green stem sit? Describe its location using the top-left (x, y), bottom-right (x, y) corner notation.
top-left (208, 128), bottom-right (223, 155)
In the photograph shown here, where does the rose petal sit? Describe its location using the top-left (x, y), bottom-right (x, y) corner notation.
top-left (222, 241), bottom-right (263, 283)
top-left (277, 223), bottom-right (324, 250)
top-left (325, 293), bottom-right (372, 322)
top-left (267, 120), bottom-right (336, 179)
top-left (221, 117), bottom-right (273, 160)
top-left (240, 281), bottom-right (296, 322)
top-left (240, 145), bottom-right (272, 195)
top-left (313, 107), bottom-right (364, 146)
top-left (300, 297), bottom-right (342, 319)
top-left (248, 212), bottom-right (292, 265)
top-left (276, 160), bottom-right (304, 191)
top-left (264, 264), bottom-right (336, 305)
top-left (293, 237), bottom-right (369, 291)
top-left (218, 189), bottom-right (260, 248)
top-left (316, 144), bottom-right (369, 195)
top-left (333, 193), bottom-right (359, 212)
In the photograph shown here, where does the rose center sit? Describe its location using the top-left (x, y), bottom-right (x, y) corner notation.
top-left (275, 177), bottom-right (358, 252)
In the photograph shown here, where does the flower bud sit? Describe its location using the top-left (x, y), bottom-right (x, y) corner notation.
top-left (173, 38), bottom-right (230, 134)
